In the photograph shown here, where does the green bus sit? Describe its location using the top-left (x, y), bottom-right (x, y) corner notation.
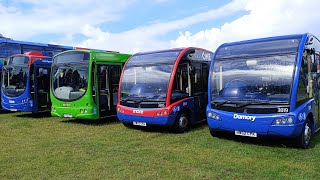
top-left (50, 50), bottom-right (131, 119)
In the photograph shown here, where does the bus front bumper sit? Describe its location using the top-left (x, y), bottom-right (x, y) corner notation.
top-left (208, 118), bottom-right (304, 137)
top-left (2, 102), bottom-right (33, 112)
top-left (117, 112), bottom-right (176, 127)
top-left (51, 106), bottom-right (99, 120)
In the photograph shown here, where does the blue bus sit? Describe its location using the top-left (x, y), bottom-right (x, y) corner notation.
top-left (1, 52), bottom-right (52, 113)
top-left (207, 33), bottom-right (320, 148)
top-left (0, 37), bottom-right (76, 60)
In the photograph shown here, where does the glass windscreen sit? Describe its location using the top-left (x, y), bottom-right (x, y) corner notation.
top-left (2, 65), bottom-right (28, 97)
top-left (210, 54), bottom-right (296, 103)
top-left (52, 52), bottom-right (89, 101)
top-left (120, 50), bottom-right (181, 102)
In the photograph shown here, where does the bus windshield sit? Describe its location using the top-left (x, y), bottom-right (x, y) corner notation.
top-left (120, 50), bottom-right (181, 102)
top-left (210, 54), bottom-right (296, 104)
top-left (2, 65), bottom-right (28, 97)
top-left (52, 52), bottom-right (90, 101)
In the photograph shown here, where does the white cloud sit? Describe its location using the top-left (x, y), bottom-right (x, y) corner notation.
top-left (76, 0), bottom-right (248, 53)
top-left (171, 0), bottom-right (320, 52)
top-left (0, 0), bottom-right (136, 39)
top-left (2, 0), bottom-right (318, 54)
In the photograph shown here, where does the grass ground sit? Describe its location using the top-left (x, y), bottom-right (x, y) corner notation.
top-left (0, 111), bottom-right (320, 179)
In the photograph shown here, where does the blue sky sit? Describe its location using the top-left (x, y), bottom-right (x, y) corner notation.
top-left (1, 0), bottom-right (320, 53)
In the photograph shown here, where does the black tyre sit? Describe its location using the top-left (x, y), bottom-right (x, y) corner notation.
top-left (122, 122), bottom-right (133, 128)
top-left (172, 112), bottom-right (190, 133)
top-left (209, 128), bottom-right (218, 137)
top-left (296, 119), bottom-right (312, 149)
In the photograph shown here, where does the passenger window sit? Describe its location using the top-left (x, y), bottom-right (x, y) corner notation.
top-left (202, 63), bottom-right (208, 91)
top-left (171, 63), bottom-right (189, 102)
top-left (296, 50), bottom-right (313, 106)
top-left (193, 63), bottom-right (202, 93)
top-left (92, 63), bottom-right (97, 104)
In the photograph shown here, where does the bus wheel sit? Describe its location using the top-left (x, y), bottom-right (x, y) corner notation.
top-left (122, 122), bottom-right (133, 128)
top-left (210, 128), bottom-right (218, 137)
top-left (296, 119), bottom-right (312, 149)
top-left (173, 112), bottom-right (189, 133)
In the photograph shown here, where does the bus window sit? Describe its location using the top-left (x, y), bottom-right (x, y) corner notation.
top-left (171, 63), bottom-right (189, 103)
top-left (37, 67), bottom-right (50, 108)
top-left (110, 65), bottom-right (121, 106)
top-left (296, 50), bottom-right (314, 106)
top-left (202, 63), bottom-right (208, 91)
top-left (92, 63), bottom-right (97, 104)
top-left (193, 63), bottom-right (202, 93)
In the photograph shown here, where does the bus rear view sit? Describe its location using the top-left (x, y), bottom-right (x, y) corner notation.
top-left (207, 34), bottom-right (320, 148)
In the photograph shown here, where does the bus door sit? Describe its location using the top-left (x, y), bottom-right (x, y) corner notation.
top-left (34, 66), bottom-right (51, 111)
top-left (192, 62), bottom-right (208, 122)
top-left (98, 64), bottom-right (121, 116)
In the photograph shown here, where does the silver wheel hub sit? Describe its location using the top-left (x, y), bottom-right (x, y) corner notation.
top-left (179, 115), bottom-right (188, 128)
top-left (304, 123), bottom-right (311, 145)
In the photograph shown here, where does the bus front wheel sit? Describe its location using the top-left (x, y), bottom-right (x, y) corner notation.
top-left (296, 119), bottom-right (312, 149)
top-left (209, 128), bottom-right (218, 137)
top-left (172, 112), bottom-right (190, 133)
top-left (122, 122), bottom-right (133, 128)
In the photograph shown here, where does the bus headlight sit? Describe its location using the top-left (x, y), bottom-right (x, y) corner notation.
top-left (29, 100), bottom-right (33, 107)
top-left (273, 116), bottom-right (294, 126)
top-left (207, 111), bottom-right (221, 120)
top-left (155, 109), bottom-right (169, 116)
top-left (117, 107), bottom-right (124, 113)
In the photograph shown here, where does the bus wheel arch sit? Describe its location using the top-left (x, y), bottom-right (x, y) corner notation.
top-left (172, 108), bottom-right (191, 133)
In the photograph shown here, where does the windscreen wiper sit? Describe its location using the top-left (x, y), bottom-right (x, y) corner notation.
top-left (236, 100), bottom-right (270, 108)
top-left (213, 100), bottom-right (232, 107)
top-left (120, 96), bottom-right (144, 103)
top-left (120, 98), bottom-right (132, 103)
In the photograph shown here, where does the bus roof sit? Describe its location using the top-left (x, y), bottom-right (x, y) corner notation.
top-left (134, 47), bottom-right (186, 56)
top-left (0, 37), bottom-right (74, 49)
top-left (54, 49), bottom-right (132, 64)
top-left (215, 34), bottom-right (307, 59)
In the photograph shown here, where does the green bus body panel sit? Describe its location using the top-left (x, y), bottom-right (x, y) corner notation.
top-left (50, 50), bottom-right (131, 120)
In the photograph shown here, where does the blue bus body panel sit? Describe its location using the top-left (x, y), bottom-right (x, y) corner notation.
top-left (207, 100), bottom-right (313, 137)
top-left (207, 33), bottom-right (318, 138)
top-left (0, 38), bottom-right (73, 49)
top-left (2, 89), bottom-right (33, 112)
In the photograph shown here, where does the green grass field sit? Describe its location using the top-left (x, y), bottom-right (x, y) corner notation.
top-left (0, 111), bottom-right (320, 179)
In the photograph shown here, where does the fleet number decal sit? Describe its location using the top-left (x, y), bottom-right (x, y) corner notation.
top-left (277, 108), bottom-right (289, 113)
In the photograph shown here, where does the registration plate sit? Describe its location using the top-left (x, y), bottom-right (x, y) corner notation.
top-left (63, 114), bottom-right (73, 118)
top-left (10, 109), bottom-right (17, 112)
top-left (235, 130), bottom-right (257, 137)
top-left (133, 121), bottom-right (147, 126)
